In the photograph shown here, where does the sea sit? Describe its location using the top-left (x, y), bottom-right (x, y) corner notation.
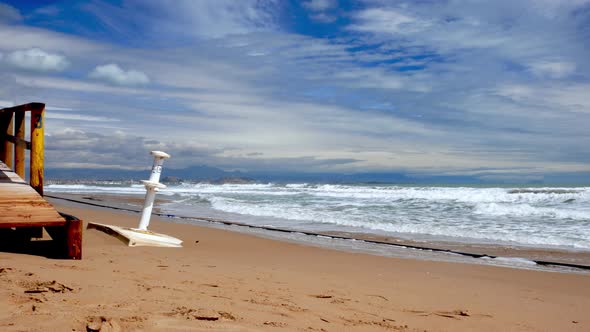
top-left (46, 183), bottom-right (590, 271)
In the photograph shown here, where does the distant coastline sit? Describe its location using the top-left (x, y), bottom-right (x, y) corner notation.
top-left (45, 164), bottom-right (590, 186)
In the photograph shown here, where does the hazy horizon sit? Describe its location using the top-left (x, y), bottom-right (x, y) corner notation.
top-left (43, 163), bottom-right (590, 185)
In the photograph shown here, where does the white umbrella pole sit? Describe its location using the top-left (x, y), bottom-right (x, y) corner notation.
top-left (137, 151), bottom-right (170, 231)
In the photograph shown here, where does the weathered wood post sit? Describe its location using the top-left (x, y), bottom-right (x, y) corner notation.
top-left (65, 218), bottom-right (83, 260)
top-left (14, 111), bottom-right (25, 178)
top-left (47, 213), bottom-right (83, 260)
top-left (0, 112), bottom-right (14, 168)
top-left (30, 104), bottom-right (45, 196)
top-left (0, 113), bottom-right (6, 164)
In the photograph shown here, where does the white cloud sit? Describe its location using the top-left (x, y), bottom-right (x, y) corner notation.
top-left (46, 105), bottom-right (74, 111)
top-left (0, 100), bottom-right (14, 108)
top-left (346, 1), bottom-right (587, 64)
top-left (0, 3), bottom-right (22, 22)
top-left (309, 13), bottom-right (337, 23)
top-left (302, 0), bottom-right (338, 23)
top-left (4, 48), bottom-right (69, 72)
top-left (528, 60), bottom-right (576, 78)
top-left (331, 68), bottom-right (430, 92)
top-left (303, 0), bottom-right (337, 12)
top-left (89, 64), bottom-right (150, 86)
top-left (46, 112), bottom-right (119, 122)
top-left (0, 25), bottom-right (103, 54)
top-left (349, 8), bottom-right (431, 34)
top-left (2, 1), bottom-right (590, 175)
top-left (14, 75), bottom-right (147, 95)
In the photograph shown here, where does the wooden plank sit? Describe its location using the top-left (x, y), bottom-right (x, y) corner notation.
top-left (0, 221), bottom-right (66, 228)
top-left (14, 111), bottom-right (26, 178)
top-left (0, 218), bottom-right (65, 224)
top-left (0, 201), bottom-right (55, 208)
top-left (30, 107), bottom-right (44, 196)
top-left (0, 160), bottom-right (64, 228)
top-left (0, 210), bottom-right (63, 219)
top-left (0, 209), bottom-right (60, 215)
top-left (0, 176), bottom-right (25, 182)
top-left (0, 204), bottom-right (62, 213)
top-left (0, 210), bottom-right (62, 216)
top-left (4, 135), bottom-right (31, 150)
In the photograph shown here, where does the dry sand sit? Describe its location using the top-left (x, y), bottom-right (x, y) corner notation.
top-left (1, 199), bottom-right (589, 331)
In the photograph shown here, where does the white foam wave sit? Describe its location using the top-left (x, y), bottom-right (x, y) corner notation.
top-left (474, 202), bottom-right (590, 220)
top-left (45, 184), bottom-right (145, 195)
top-left (301, 185), bottom-right (590, 205)
top-left (46, 183), bottom-right (590, 249)
top-left (47, 183), bottom-right (590, 204)
top-left (207, 196), bottom-right (590, 249)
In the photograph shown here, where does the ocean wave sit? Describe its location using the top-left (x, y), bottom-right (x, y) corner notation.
top-left (46, 183), bottom-right (590, 203)
top-left (300, 186), bottom-right (590, 204)
top-left (46, 183), bottom-right (590, 249)
top-left (206, 196), bottom-right (590, 249)
top-left (45, 184), bottom-right (145, 194)
top-left (474, 202), bottom-right (590, 220)
top-left (508, 189), bottom-right (582, 194)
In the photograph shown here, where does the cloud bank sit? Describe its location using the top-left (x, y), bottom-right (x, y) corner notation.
top-left (0, 0), bottom-right (588, 181)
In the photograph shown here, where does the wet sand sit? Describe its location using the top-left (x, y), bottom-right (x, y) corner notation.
top-left (0, 196), bottom-right (589, 331)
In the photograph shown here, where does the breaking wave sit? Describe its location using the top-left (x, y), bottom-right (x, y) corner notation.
top-left (46, 183), bottom-right (590, 249)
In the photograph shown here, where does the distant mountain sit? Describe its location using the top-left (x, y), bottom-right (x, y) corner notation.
top-left (46, 164), bottom-right (590, 185)
top-left (46, 164), bottom-right (490, 184)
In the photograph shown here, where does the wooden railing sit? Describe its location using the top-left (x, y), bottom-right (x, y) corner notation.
top-left (0, 102), bottom-right (45, 195)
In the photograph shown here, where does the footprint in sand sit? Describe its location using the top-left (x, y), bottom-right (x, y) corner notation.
top-left (405, 309), bottom-right (482, 319)
top-left (310, 294), bottom-right (333, 299)
top-left (341, 316), bottom-right (407, 330)
top-left (200, 283), bottom-right (219, 288)
top-left (166, 306), bottom-right (237, 321)
top-left (23, 280), bottom-right (74, 294)
top-left (264, 321), bottom-right (287, 327)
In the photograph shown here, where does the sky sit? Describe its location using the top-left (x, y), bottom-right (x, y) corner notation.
top-left (0, 0), bottom-right (589, 181)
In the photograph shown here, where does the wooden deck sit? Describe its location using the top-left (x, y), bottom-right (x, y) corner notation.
top-left (0, 160), bottom-right (82, 259)
top-left (0, 161), bottom-right (65, 227)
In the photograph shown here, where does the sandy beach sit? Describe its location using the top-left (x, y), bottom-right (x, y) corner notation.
top-left (0, 197), bottom-right (589, 332)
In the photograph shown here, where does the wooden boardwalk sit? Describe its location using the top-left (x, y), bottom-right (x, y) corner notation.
top-left (1, 103), bottom-right (82, 259)
top-left (0, 160), bottom-right (65, 227)
top-left (0, 160), bottom-right (82, 259)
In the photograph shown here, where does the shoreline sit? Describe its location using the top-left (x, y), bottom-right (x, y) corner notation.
top-left (43, 183), bottom-right (590, 257)
top-left (47, 193), bottom-right (590, 273)
top-left (1, 196), bottom-right (589, 331)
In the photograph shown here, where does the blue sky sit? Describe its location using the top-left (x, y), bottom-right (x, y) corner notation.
top-left (0, 0), bottom-right (589, 181)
